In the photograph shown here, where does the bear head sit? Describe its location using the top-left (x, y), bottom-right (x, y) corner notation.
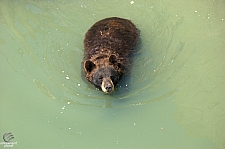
top-left (84, 55), bottom-right (122, 93)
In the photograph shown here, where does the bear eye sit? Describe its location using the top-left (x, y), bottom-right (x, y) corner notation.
top-left (110, 76), bottom-right (114, 80)
top-left (99, 76), bottom-right (103, 80)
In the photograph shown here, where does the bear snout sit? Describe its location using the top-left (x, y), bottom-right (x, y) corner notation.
top-left (101, 78), bottom-right (114, 93)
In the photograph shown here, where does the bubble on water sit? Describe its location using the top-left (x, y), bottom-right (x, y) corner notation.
top-left (130, 1), bottom-right (134, 4)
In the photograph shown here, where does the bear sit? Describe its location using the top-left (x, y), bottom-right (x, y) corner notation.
top-left (83, 17), bottom-right (138, 93)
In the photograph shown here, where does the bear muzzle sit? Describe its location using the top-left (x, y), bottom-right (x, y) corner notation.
top-left (101, 78), bottom-right (114, 93)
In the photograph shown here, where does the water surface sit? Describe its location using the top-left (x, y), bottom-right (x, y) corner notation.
top-left (0, 0), bottom-right (224, 148)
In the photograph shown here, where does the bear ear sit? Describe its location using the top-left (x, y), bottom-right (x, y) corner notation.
top-left (109, 55), bottom-right (117, 65)
top-left (84, 60), bottom-right (96, 73)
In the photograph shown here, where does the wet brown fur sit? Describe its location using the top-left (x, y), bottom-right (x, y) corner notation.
top-left (83, 17), bottom-right (138, 86)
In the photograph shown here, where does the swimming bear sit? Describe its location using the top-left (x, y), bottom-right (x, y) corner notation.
top-left (83, 17), bottom-right (138, 93)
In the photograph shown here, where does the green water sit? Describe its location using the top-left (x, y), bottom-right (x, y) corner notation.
top-left (0, 0), bottom-right (224, 149)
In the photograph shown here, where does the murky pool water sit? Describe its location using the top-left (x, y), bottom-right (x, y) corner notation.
top-left (0, 0), bottom-right (224, 148)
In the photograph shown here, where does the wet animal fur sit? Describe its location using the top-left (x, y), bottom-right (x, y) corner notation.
top-left (83, 17), bottom-right (138, 92)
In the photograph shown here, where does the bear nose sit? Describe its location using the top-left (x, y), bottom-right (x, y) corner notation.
top-left (105, 86), bottom-right (112, 92)
top-left (101, 78), bottom-right (114, 93)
